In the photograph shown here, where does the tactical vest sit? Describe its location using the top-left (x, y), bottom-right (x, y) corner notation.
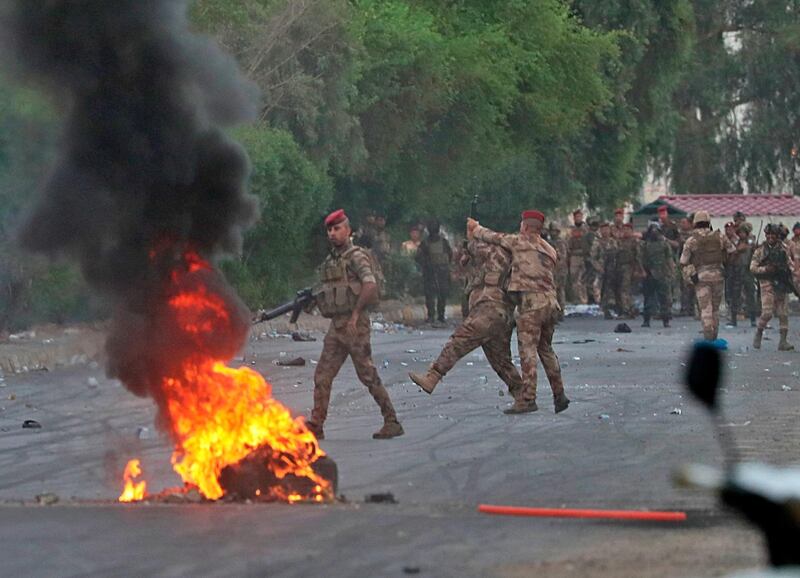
top-left (692, 231), bottom-right (724, 267)
top-left (642, 240), bottom-right (667, 270)
top-left (428, 238), bottom-right (449, 266)
top-left (317, 246), bottom-right (364, 318)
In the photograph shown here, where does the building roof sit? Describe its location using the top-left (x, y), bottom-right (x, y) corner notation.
top-left (635, 194), bottom-right (800, 217)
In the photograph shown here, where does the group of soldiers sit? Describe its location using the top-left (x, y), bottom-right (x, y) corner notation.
top-left (299, 206), bottom-right (798, 441)
top-left (304, 208), bottom-right (570, 440)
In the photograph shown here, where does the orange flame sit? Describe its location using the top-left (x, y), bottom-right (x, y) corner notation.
top-left (125, 250), bottom-right (330, 503)
top-left (119, 459), bottom-right (147, 502)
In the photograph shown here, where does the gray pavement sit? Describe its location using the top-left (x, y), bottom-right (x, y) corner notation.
top-left (1, 317), bottom-right (797, 577)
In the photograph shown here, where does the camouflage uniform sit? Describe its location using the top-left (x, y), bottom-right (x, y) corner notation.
top-left (641, 231), bottom-right (674, 326)
top-left (567, 228), bottom-right (588, 304)
top-left (584, 223), bottom-right (600, 303)
top-left (751, 240), bottom-right (796, 341)
top-left (660, 218), bottom-right (681, 312)
top-left (678, 227), bottom-right (696, 316)
top-left (614, 234), bottom-right (641, 317)
top-left (417, 235), bottom-right (452, 322)
top-left (549, 225), bottom-right (569, 314)
top-left (310, 241), bottom-right (400, 434)
top-left (680, 228), bottom-right (736, 340)
top-left (590, 231), bottom-right (618, 317)
top-left (788, 235), bottom-right (800, 288)
top-left (473, 225), bottom-right (568, 411)
top-left (426, 240), bottom-right (523, 397)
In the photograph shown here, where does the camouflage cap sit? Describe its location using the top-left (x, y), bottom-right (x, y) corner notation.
top-left (737, 222), bottom-right (753, 234)
top-left (693, 210), bottom-right (711, 225)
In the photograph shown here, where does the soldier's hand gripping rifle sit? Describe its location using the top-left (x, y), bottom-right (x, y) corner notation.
top-left (253, 287), bottom-right (317, 324)
top-left (757, 245), bottom-right (800, 298)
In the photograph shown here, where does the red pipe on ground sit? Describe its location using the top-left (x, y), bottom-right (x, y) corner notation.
top-left (478, 504), bottom-right (687, 522)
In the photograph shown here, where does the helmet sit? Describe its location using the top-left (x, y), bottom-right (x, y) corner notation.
top-left (693, 210), bottom-right (711, 225)
top-left (765, 223), bottom-right (780, 236)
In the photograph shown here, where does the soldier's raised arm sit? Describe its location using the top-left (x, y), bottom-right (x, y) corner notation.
top-left (467, 218), bottom-right (515, 253)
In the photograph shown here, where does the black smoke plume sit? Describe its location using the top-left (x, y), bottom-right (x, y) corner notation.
top-left (1, 1), bottom-right (259, 427)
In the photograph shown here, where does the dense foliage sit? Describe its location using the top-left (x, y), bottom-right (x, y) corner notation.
top-left (1, 0), bottom-right (796, 329)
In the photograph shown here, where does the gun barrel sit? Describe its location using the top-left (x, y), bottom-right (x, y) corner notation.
top-left (257, 300), bottom-right (297, 323)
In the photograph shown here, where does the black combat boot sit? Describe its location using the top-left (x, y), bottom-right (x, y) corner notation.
top-left (641, 315), bottom-right (651, 328)
top-left (305, 419), bottom-right (324, 440)
top-left (662, 316), bottom-right (671, 328)
top-left (554, 391), bottom-right (570, 413)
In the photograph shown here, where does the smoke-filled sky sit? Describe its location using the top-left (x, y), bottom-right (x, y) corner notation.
top-left (0, 0), bottom-right (261, 426)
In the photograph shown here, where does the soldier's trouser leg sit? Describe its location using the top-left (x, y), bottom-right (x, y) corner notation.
top-left (695, 282), bottom-right (719, 340)
top-left (481, 318), bottom-right (524, 399)
top-left (569, 259), bottom-right (587, 304)
top-left (516, 305), bottom-right (564, 403)
top-left (432, 309), bottom-right (492, 376)
top-left (658, 279), bottom-right (671, 320)
top-left (312, 327), bottom-right (350, 424)
top-left (742, 276), bottom-right (757, 320)
top-left (729, 272), bottom-right (742, 321)
top-left (436, 268), bottom-right (450, 321)
top-left (642, 277), bottom-right (656, 319)
top-left (757, 281), bottom-right (775, 331)
top-left (348, 317), bottom-right (398, 422)
top-left (536, 310), bottom-right (565, 397)
top-left (591, 272), bottom-right (602, 304)
top-left (776, 292), bottom-right (789, 330)
top-left (618, 270), bottom-right (634, 316)
top-left (423, 275), bottom-right (436, 321)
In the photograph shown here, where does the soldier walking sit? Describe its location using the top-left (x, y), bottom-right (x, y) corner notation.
top-left (640, 223), bottom-right (673, 327)
top-left (590, 222), bottom-right (618, 319)
top-left (468, 211), bottom-right (570, 414)
top-left (736, 222), bottom-right (759, 326)
top-left (614, 223), bottom-right (641, 318)
top-left (584, 218), bottom-right (601, 304)
top-left (416, 219), bottom-right (452, 324)
top-left (567, 210), bottom-right (588, 304)
top-left (751, 224), bottom-right (796, 351)
top-left (306, 209), bottom-right (404, 440)
top-left (408, 237), bottom-right (524, 406)
top-left (679, 211), bottom-right (736, 341)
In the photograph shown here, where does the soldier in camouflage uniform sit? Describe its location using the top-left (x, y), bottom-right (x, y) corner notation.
top-left (751, 223), bottom-right (796, 351)
top-left (590, 222), bottom-right (618, 319)
top-left (611, 208), bottom-right (626, 240)
top-left (788, 222), bottom-right (800, 289)
top-left (416, 219), bottom-right (453, 324)
top-left (679, 211), bottom-right (736, 341)
top-left (584, 218), bottom-right (601, 304)
top-left (677, 216), bottom-right (697, 316)
top-left (736, 222), bottom-right (759, 326)
top-left (306, 209), bottom-right (404, 440)
top-left (468, 211), bottom-right (570, 414)
top-left (640, 223), bottom-right (673, 327)
top-left (614, 223), bottom-right (641, 318)
top-left (657, 206), bottom-right (681, 312)
top-left (408, 238), bottom-right (524, 403)
top-left (548, 222), bottom-right (569, 317)
top-left (567, 210), bottom-right (588, 304)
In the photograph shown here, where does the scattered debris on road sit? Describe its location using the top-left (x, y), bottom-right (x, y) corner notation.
top-left (614, 323), bottom-right (632, 333)
top-left (365, 492), bottom-right (397, 504)
top-left (276, 357), bottom-right (306, 367)
top-left (670, 408), bottom-right (682, 415)
top-left (35, 493), bottom-right (59, 505)
top-left (291, 331), bottom-right (316, 342)
top-left (22, 419), bottom-right (42, 429)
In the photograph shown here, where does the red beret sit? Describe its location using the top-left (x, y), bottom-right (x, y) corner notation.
top-left (324, 209), bottom-right (348, 227)
top-left (657, 205), bottom-right (668, 214)
top-left (522, 210), bottom-right (545, 222)
top-left (614, 208), bottom-right (624, 215)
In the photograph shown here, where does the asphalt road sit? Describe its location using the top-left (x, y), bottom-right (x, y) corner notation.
top-left (1, 317), bottom-right (797, 577)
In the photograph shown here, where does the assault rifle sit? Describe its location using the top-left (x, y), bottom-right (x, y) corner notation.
top-left (756, 245), bottom-right (800, 298)
top-left (254, 287), bottom-right (317, 324)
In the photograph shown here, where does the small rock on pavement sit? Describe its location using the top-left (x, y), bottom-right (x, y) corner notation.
top-left (364, 492), bottom-right (397, 504)
top-left (782, 385), bottom-right (792, 391)
top-left (87, 377), bottom-right (99, 387)
top-left (670, 408), bottom-right (682, 415)
top-left (598, 414), bottom-right (610, 420)
top-left (276, 357), bottom-right (306, 367)
top-left (137, 426), bottom-right (154, 440)
top-left (35, 493), bottom-right (59, 505)
top-left (291, 331), bottom-right (316, 342)
top-left (614, 323), bottom-right (632, 333)
top-left (403, 567), bottom-right (421, 575)
top-left (22, 419), bottom-right (42, 429)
